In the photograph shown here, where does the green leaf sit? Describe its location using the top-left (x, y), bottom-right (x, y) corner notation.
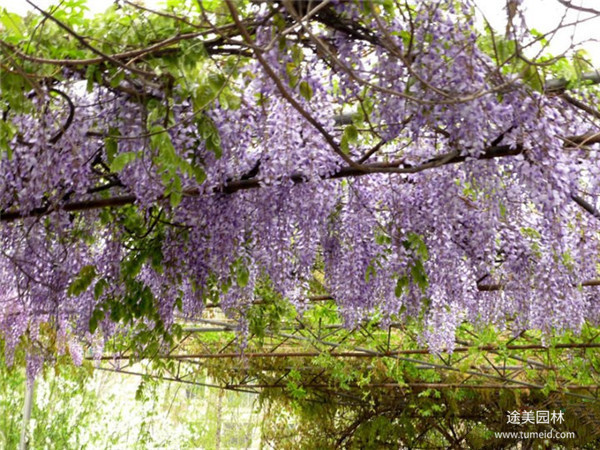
top-left (340, 124), bottom-right (359, 153)
top-left (109, 302), bottom-right (123, 321)
top-left (299, 80), bottom-right (313, 101)
top-left (340, 134), bottom-right (350, 154)
top-left (375, 233), bottom-right (391, 246)
top-left (291, 44), bottom-right (303, 65)
top-left (104, 127), bottom-right (120, 164)
top-left (169, 176), bottom-right (182, 208)
top-left (286, 62), bottom-right (299, 87)
top-left (0, 10), bottom-right (24, 37)
top-left (122, 250), bottom-right (148, 279)
top-left (405, 232), bottom-right (429, 259)
top-left (192, 83), bottom-right (216, 110)
top-left (206, 133), bottom-right (222, 158)
top-left (365, 264), bottom-right (376, 283)
top-left (93, 278), bottom-right (108, 300)
top-left (110, 152), bottom-right (137, 172)
top-left (499, 201), bottom-right (507, 218)
top-left (530, 28), bottom-right (549, 47)
top-left (411, 260), bottom-right (428, 291)
top-left (395, 276), bottom-right (409, 297)
top-left (108, 69), bottom-right (125, 88)
top-left (496, 38), bottom-right (516, 64)
top-left (344, 124), bottom-right (359, 143)
top-left (193, 166), bottom-right (206, 184)
top-left (0, 121), bottom-right (15, 160)
top-left (208, 73), bottom-right (226, 92)
top-left (67, 265), bottom-right (97, 297)
top-left (139, 286), bottom-right (154, 317)
top-left (522, 63), bottom-right (543, 92)
top-left (88, 308), bottom-right (104, 333)
top-left (85, 65), bottom-right (101, 93)
top-left (135, 380), bottom-right (146, 401)
top-left (236, 264), bottom-right (250, 288)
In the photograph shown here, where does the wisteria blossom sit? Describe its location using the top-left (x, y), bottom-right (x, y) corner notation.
top-left (1, 0), bottom-right (600, 370)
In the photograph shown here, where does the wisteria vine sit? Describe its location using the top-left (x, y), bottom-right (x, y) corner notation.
top-left (1, 0), bottom-right (600, 373)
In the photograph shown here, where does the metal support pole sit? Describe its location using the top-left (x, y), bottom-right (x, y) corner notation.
top-left (19, 378), bottom-right (34, 450)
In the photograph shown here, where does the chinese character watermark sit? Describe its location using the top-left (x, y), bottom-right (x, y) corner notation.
top-left (506, 410), bottom-right (565, 425)
top-left (507, 410), bottom-right (521, 425)
top-left (551, 410), bottom-right (565, 424)
top-left (536, 410), bottom-right (549, 424)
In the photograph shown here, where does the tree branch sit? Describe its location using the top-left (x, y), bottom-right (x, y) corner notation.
top-left (555, 0), bottom-right (600, 16)
top-left (224, 0), bottom-right (362, 169)
top-left (562, 93), bottom-right (600, 121)
top-left (0, 143), bottom-right (522, 222)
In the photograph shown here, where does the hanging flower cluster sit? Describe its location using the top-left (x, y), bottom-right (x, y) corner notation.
top-left (1, 0), bottom-right (599, 370)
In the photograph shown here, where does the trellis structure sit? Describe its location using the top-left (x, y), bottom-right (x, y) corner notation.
top-left (90, 297), bottom-right (600, 448)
